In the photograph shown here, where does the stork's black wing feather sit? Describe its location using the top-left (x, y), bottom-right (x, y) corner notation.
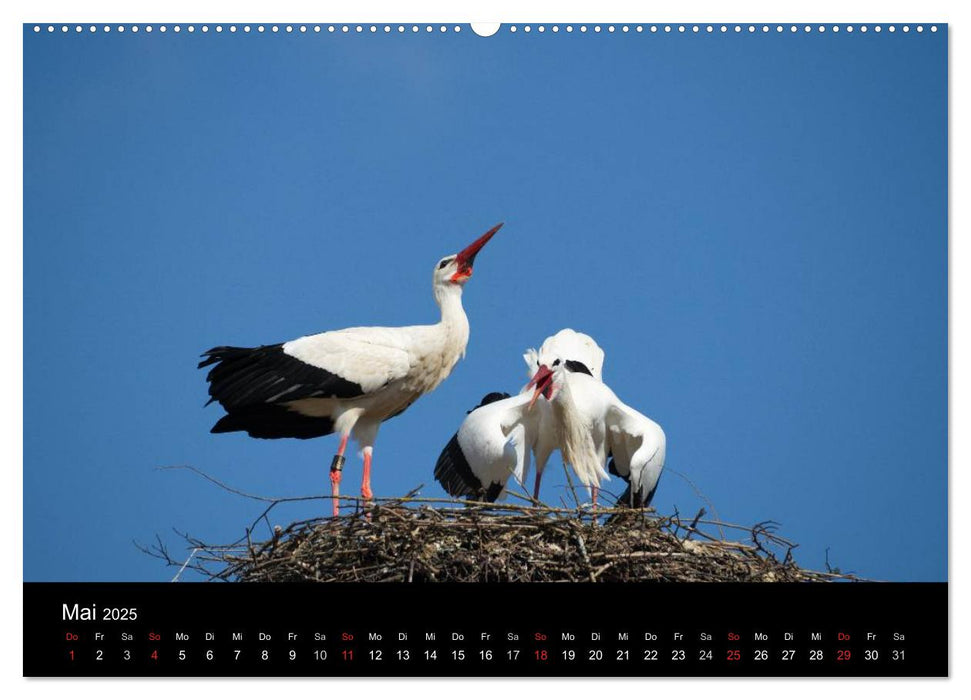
top-left (614, 470), bottom-right (661, 509)
top-left (210, 405), bottom-right (336, 440)
top-left (434, 391), bottom-right (512, 502)
top-left (434, 434), bottom-right (482, 498)
top-left (607, 454), bottom-right (625, 479)
top-left (199, 344), bottom-right (364, 410)
top-left (467, 391), bottom-right (512, 413)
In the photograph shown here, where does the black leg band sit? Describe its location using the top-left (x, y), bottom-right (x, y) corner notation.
top-left (330, 454), bottom-right (346, 473)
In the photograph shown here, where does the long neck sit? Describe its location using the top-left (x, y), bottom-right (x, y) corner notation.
top-left (434, 282), bottom-right (470, 358)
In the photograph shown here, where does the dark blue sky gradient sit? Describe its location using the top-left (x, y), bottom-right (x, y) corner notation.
top-left (24, 26), bottom-right (946, 581)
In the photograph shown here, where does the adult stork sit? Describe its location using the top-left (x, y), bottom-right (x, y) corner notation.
top-left (433, 391), bottom-right (555, 503)
top-left (433, 329), bottom-right (603, 503)
top-left (200, 222), bottom-right (503, 516)
top-left (528, 360), bottom-right (666, 508)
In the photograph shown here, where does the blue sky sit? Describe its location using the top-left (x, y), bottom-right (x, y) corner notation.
top-left (24, 24), bottom-right (946, 582)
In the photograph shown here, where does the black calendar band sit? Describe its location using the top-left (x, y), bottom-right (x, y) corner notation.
top-left (24, 581), bottom-right (947, 677)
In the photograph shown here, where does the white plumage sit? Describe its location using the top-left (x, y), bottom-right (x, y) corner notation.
top-left (434, 391), bottom-right (555, 502)
top-left (201, 222), bottom-right (503, 516)
top-left (540, 362), bottom-right (666, 507)
top-left (434, 329), bottom-right (606, 502)
top-left (524, 328), bottom-right (605, 382)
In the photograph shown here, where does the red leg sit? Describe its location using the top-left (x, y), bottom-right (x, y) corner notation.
top-left (591, 486), bottom-right (599, 509)
top-left (532, 469), bottom-right (544, 502)
top-left (361, 447), bottom-right (374, 502)
top-left (330, 434), bottom-right (349, 517)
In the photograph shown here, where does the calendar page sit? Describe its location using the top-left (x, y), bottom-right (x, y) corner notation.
top-left (22, 17), bottom-right (947, 678)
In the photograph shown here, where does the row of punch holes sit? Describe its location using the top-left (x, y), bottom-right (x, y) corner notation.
top-left (33, 24), bottom-right (940, 35)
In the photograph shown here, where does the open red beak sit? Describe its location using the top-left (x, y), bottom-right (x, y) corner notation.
top-left (526, 364), bottom-right (554, 409)
top-left (452, 222), bottom-right (502, 280)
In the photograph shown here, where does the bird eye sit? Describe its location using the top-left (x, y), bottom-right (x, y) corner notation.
top-left (438, 259), bottom-right (450, 269)
top-left (552, 359), bottom-right (560, 367)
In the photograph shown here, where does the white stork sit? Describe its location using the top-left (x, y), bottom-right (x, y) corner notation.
top-left (433, 329), bottom-right (604, 502)
top-left (200, 222), bottom-right (503, 516)
top-left (528, 357), bottom-right (666, 508)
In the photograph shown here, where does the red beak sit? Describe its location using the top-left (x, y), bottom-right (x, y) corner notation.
top-left (453, 222), bottom-right (503, 280)
top-left (526, 364), bottom-right (554, 409)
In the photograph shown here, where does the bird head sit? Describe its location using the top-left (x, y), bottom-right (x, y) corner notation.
top-left (526, 361), bottom-right (559, 408)
top-left (534, 329), bottom-right (604, 381)
top-left (434, 222), bottom-right (503, 287)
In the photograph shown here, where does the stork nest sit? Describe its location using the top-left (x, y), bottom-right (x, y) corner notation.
top-left (145, 494), bottom-right (861, 583)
